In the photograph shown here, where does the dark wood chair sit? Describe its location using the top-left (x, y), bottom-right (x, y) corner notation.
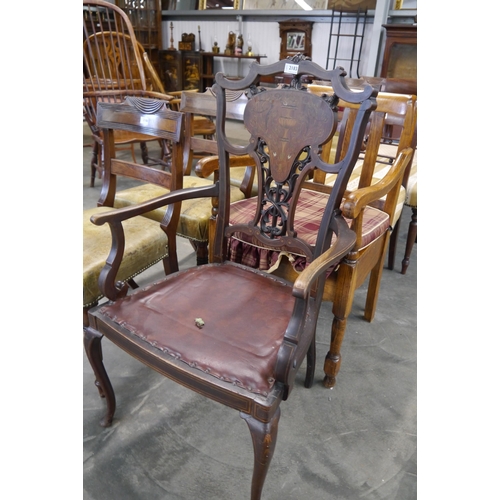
top-left (111, 88), bottom-right (254, 265)
top-left (84, 60), bottom-right (378, 499)
top-left (83, 0), bottom-right (172, 187)
top-left (83, 96), bottom-right (184, 327)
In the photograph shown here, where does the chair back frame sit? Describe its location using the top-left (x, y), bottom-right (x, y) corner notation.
top-left (211, 60), bottom-right (377, 269)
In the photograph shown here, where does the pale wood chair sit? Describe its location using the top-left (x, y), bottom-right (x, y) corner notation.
top-left (84, 60), bottom-right (376, 499)
top-left (83, 0), bottom-right (172, 186)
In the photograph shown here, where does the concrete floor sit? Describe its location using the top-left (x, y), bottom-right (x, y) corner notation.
top-left (83, 121), bottom-right (417, 500)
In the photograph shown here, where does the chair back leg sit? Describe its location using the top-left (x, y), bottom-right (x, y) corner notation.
top-left (402, 207), bottom-right (417, 274)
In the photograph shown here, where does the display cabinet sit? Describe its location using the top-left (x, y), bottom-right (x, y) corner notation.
top-left (116, 0), bottom-right (162, 74)
top-left (279, 20), bottom-right (313, 62)
top-left (159, 50), bottom-right (202, 92)
top-left (380, 24), bottom-right (417, 79)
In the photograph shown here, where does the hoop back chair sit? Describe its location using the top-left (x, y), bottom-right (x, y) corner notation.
top-left (84, 60), bottom-right (377, 499)
top-left (83, 0), bottom-right (172, 186)
top-left (83, 97), bottom-right (184, 331)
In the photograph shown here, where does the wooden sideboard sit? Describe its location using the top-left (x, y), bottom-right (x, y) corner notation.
top-left (380, 24), bottom-right (417, 80)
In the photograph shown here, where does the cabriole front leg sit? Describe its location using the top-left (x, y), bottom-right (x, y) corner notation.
top-left (83, 327), bottom-right (116, 427)
top-left (241, 409), bottom-right (280, 500)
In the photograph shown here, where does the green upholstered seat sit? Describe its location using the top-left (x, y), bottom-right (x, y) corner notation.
top-left (83, 206), bottom-right (168, 308)
top-left (113, 176), bottom-right (246, 242)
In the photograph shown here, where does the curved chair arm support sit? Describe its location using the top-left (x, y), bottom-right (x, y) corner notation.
top-left (84, 89), bottom-right (173, 103)
top-left (276, 217), bottom-right (356, 395)
top-left (91, 184), bottom-right (218, 301)
top-left (292, 217), bottom-right (356, 300)
top-left (142, 51), bottom-right (166, 94)
top-left (91, 184), bottom-right (218, 227)
top-left (342, 148), bottom-right (413, 219)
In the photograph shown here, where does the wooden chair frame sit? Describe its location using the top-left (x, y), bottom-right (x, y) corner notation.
top-left (84, 59), bottom-right (383, 499)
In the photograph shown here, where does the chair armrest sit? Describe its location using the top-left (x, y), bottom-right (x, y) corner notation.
top-left (91, 185), bottom-right (217, 226)
top-left (292, 217), bottom-right (356, 300)
top-left (342, 147), bottom-right (413, 219)
top-left (91, 184), bottom-right (218, 301)
top-left (195, 154), bottom-right (256, 178)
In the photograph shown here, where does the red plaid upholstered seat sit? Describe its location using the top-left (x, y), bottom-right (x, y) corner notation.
top-left (228, 189), bottom-right (390, 272)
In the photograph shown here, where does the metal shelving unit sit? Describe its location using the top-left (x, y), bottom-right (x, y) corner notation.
top-left (325, 9), bottom-right (368, 78)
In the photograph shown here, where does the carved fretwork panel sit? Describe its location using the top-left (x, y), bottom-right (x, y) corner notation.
top-left (234, 88), bottom-right (338, 253)
top-left (256, 140), bottom-right (312, 239)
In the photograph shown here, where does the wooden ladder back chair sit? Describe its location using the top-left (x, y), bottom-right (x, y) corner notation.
top-left (227, 85), bottom-right (416, 389)
top-left (180, 88), bottom-right (252, 179)
top-left (303, 89), bottom-right (416, 387)
top-left (111, 88), bottom-right (254, 266)
top-left (314, 78), bottom-right (418, 276)
top-left (84, 59), bottom-right (376, 500)
top-left (83, 96), bottom-right (184, 327)
top-left (83, 0), bottom-right (172, 187)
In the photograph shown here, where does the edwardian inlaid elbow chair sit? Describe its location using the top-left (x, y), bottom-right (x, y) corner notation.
top-left (224, 84), bottom-right (416, 388)
top-left (84, 60), bottom-right (375, 499)
top-left (83, 0), bottom-right (172, 187)
top-left (83, 96), bottom-right (184, 328)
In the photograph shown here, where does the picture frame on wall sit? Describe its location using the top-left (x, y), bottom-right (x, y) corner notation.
top-left (279, 20), bottom-right (313, 60)
top-left (287, 32), bottom-right (305, 51)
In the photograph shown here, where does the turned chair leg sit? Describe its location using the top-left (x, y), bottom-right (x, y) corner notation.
top-left (90, 141), bottom-right (99, 188)
top-left (160, 139), bottom-right (172, 170)
top-left (323, 316), bottom-right (348, 388)
top-left (402, 207), bottom-right (417, 275)
top-left (240, 408), bottom-right (280, 500)
top-left (84, 327), bottom-right (116, 428)
top-left (190, 241), bottom-right (209, 266)
top-left (324, 265), bottom-right (355, 388)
